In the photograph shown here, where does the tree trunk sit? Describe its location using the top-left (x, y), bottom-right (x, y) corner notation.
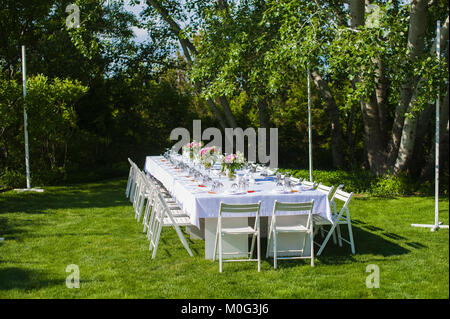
top-left (348, 0), bottom-right (365, 28)
top-left (393, 13), bottom-right (450, 173)
top-left (146, 0), bottom-right (238, 128)
top-left (375, 58), bottom-right (388, 142)
top-left (360, 91), bottom-right (386, 174)
top-left (387, 0), bottom-right (429, 166)
top-left (310, 70), bottom-right (344, 168)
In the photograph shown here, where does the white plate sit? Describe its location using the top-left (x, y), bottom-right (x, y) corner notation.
top-left (224, 191), bottom-right (246, 195)
top-left (271, 189), bottom-right (288, 194)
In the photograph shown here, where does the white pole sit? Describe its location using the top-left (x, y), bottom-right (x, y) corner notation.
top-left (22, 45), bottom-right (31, 189)
top-left (411, 20), bottom-right (448, 231)
top-left (433, 21), bottom-right (440, 231)
top-left (307, 67), bottom-right (313, 182)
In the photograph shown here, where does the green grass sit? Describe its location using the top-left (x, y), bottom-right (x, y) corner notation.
top-left (0, 178), bottom-right (448, 298)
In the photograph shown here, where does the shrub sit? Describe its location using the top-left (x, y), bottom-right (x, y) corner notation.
top-left (0, 169), bottom-right (27, 189)
top-left (277, 168), bottom-right (434, 197)
top-left (370, 174), bottom-right (414, 197)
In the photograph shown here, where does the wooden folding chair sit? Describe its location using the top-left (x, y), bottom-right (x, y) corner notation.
top-left (266, 200), bottom-right (315, 268)
top-left (213, 202), bottom-right (261, 273)
top-left (315, 188), bottom-right (355, 256)
top-left (148, 193), bottom-right (193, 259)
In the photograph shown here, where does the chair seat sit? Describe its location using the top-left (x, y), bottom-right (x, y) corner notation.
top-left (313, 215), bottom-right (332, 225)
top-left (171, 209), bottom-right (189, 217)
top-left (163, 216), bottom-right (191, 226)
top-left (222, 226), bottom-right (257, 235)
top-left (275, 225), bottom-right (309, 232)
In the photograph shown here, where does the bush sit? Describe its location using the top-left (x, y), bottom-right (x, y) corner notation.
top-left (277, 168), bottom-right (433, 197)
top-left (0, 169), bottom-right (27, 189)
top-left (370, 174), bottom-right (414, 197)
top-left (278, 168), bottom-right (377, 194)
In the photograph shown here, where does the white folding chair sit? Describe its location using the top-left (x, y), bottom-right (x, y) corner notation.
top-left (148, 193), bottom-right (193, 259)
top-left (315, 188), bottom-right (355, 256)
top-left (314, 183), bottom-right (336, 242)
top-left (301, 180), bottom-right (317, 189)
top-left (213, 202), bottom-right (261, 273)
top-left (133, 170), bottom-right (148, 221)
top-left (142, 176), bottom-right (188, 234)
top-left (316, 183), bottom-right (334, 197)
top-left (129, 162), bottom-right (140, 203)
top-left (126, 158), bottom-right (136, 198)
top-left (289, 176), bottom-right (302, 184)
top-left (266, 200), bottom-right (315, 268)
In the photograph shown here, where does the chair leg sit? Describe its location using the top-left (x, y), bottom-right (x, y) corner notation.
top-left (213, 230), bottom-right (219, 261)
top-left (266, 229), bottom-right (272, 258)
top-left (273, 231), bottom-right (277, 270)
top-left (332, 228), bottom-right (337, 245)
top-left (219, 231), bottom-right (223, 273)
top-left (250, 233), bottom-right (256, 258)
top-left (257, 231), bottom-right (261, 272)
top-left (347, 220), bottom-right (355, 254)
top-left (336, 224), bottom-right (343, 247)
top-left (310, 231), bottom-right (314, 267)
top-left (151, 224), bottom-right (163, 259)
top-left (173, 224), bottom-right (193, 257)
top-left (317, 222), bottom-right (338, 256)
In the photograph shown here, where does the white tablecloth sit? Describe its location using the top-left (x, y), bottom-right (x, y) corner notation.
top-left (145, 156), bottom-right (332, 228)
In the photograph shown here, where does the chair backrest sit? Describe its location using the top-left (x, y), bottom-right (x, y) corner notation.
top-left (330, 188), bottom-right (353, 216)
top-left (316, 183), bottom-right (334, 198)
top-left (219, 202), bottom-right (261, 215)
top-left (289, 176), bottom-right (302, 184)
top-left (302, 180), bottom-right (317, 188)
top-left (272, 200), bottom-right (315, 228)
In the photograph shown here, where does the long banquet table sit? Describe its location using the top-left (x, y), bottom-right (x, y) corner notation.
top-left (145, 155), bottom-right (332, 259)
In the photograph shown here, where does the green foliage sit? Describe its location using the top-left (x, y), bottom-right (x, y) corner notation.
top-left (370, 174), bottom-right (415, 197)
top-left (278, 168), bottom-right (445, 197)
top-left (0, 169), bottom-right (26, 189)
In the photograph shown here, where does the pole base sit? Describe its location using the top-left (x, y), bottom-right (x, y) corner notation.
top-left (411, 223), bottom-right (449, 232)
top-left (13, 188), bottom-right (44, 193)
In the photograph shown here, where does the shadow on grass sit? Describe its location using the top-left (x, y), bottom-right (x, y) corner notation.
top-left (0, 179), bottom-right (128, 216)
top-left (0, 179), bottom-right (128, 239)
top-left (272, 224), bottom-right (413, 269)
top-left (0, 267), bottom-right (62, 291)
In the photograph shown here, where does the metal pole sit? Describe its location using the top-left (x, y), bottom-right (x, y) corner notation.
top-left (411, 20), bottom-right (447, 231)
top-left (433, 21), bottom-right (440, 231)
top-left (307, 67), bottom-right (313, 182)
top-left (22, 45), bottom-right (31, 189)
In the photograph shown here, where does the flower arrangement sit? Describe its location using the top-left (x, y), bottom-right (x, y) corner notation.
top-left (183, 141), bottom-right (203, 159)
top-left (223, 151), bottom-right (245, 178)
top-left (200, 146), bottom-right (219, 168)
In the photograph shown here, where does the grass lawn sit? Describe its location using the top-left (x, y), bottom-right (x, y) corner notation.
top-left (0, 178), bottom-right (448, 299)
